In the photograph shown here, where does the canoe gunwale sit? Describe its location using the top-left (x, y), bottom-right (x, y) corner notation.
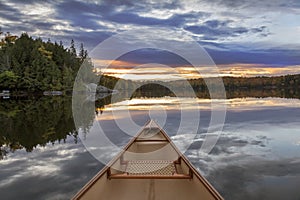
top-left (71, 120), bottom-right (224, 200)
top-left (72, 121), bottom-right (151, 200)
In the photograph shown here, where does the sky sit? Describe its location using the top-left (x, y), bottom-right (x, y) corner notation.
top-left (0, 0), bottom-right (300, 79)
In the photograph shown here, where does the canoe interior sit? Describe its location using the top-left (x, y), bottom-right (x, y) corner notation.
top-left (72, 120), bottom-right (223, 200)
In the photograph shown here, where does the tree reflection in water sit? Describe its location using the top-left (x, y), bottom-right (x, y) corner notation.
top-left (1, 86), bottom-right (300, 159)
top-left (0, 96), bottom-right (95, 159)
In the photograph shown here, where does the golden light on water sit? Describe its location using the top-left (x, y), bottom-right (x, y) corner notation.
top-left (97, 97), bottom-right (300, 113)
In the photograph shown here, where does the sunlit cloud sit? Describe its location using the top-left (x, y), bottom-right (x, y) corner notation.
top-left (93, 59), bottom-right (300, 80)
top-left (218, 64), bottom-right (300, 77)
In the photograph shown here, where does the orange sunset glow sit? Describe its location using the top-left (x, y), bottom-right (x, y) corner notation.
top-left (93, 59), bottom-right (300, 80)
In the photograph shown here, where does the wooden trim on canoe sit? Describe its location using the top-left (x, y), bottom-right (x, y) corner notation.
top-left (109, 174), bottom-right (192, 179)
top-left (71, 120), bottom-right (224, 200)
top-left (72, 120), bottom-right (153, 200)
top-left (134, 139), bottom-right (168, 142)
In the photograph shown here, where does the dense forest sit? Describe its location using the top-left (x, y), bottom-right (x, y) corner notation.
top-left (0, 31), bottom-right (139, 93)
top-left (189, 75), bottom-right (300, 90)
top-left (0, 31), bottom-right (94, 91)
top-left (111, 74), bottom-right (300, 99)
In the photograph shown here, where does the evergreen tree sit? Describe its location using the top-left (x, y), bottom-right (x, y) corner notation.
top-left (0, 32), bottom-right (96, 91)
top-left (79, 43), bottom-right (88, 63)
top-left (69, 39), bottom-right (76, 56)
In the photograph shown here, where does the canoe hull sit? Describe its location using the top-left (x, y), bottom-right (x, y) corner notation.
top-left (72, 120), bottom-right (223, 200)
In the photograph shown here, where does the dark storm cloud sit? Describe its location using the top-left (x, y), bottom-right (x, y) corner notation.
top-left (186, 25), bottom-right (248, 37)
top-left (103, 12), bottom-right (204, 27)
top-left (201, 0), bottom-right (300, 10)
top-left (3, 24), bottom-right (34, 33)
top-left (105, 48), bottom-right (191, 66)
top-left (55, 1), bottom-right (109, 29)
top-left (3, 0), bottom-right (55, 3)
top-left (55, 0), bottom-right (204, 29)
top-left (204, 20), bottom-right (233, 28)
top-left (207, 48), bottom-right (300, 65)
top-left (0, 1), bottom-right (24, 22)
top-left (100, 0), bottom-right (182, 10)
top-left (184, 19), bottom-right (269, 38)
top-left (65, 30), bottom-right (113, 50)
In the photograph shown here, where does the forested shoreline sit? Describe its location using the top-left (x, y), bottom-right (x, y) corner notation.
top-left (0, 32), bottom-right (299, 94)
top-left (0, 31), bottom-right (92, 92)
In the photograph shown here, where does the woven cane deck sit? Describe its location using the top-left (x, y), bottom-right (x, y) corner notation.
top-left (126, 160), bottom-right (175, 176)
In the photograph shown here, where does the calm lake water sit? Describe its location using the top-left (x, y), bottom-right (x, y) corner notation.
top-left (0, 93), bottom-right (300, 200)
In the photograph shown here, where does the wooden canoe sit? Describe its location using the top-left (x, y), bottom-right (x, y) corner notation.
top-left (72, 120), bottom-right (223, 200)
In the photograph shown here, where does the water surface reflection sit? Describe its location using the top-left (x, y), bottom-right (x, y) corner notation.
top-left (0, 93), bottom-right (300, 200)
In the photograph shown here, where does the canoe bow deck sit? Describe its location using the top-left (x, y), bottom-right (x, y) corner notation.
top-left (72, 120), bottom-right (223, 200)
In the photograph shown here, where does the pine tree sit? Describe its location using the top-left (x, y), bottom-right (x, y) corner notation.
top-left (69, 39), bottom-right (76, 56)
top-left (79, 43), bottom-right (88, 63)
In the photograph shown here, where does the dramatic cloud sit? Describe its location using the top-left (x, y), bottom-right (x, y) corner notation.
top-left (185, 20), bottom-right (269, 41)
top-left (0, 0), bottom-right (299, 78)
